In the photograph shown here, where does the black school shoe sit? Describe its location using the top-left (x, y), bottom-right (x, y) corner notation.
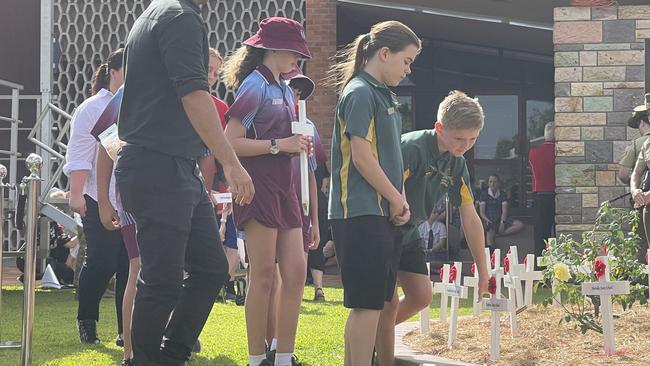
top-left (116, 333), bottom-right (124, 347)
top-left (247, 360), bottom-right (273, 366)
top-left (120, 359), bottom-right (135, 366)
top-left (265, 349), bottom-right (302, 366)
top-left (77, 319), bottom-right (100, 345)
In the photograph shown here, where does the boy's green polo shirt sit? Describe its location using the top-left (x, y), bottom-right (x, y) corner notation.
top-left (329, 71), bottom-right (404, 220)
top-left (399, 129), bottom-right (475, 244)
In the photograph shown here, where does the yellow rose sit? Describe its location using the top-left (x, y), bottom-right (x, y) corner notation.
top-left (553, 263), bottom-right (571, 282)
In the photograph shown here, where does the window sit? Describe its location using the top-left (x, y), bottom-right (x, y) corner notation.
top-left (526, 100), bottom-right (554, 146)
top-left (474, 95), bottom-right (519, 159)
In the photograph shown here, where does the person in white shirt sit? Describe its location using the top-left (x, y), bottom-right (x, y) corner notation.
top-left (63, 48), bottom-right (129, 346)
top-left (418, 207), bottom-right (447, 261)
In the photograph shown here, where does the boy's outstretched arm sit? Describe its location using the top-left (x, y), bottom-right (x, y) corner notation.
top-left (460, 204), bottom-right (490, 299)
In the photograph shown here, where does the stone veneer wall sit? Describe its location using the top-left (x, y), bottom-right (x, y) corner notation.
top-left (553, 5), bottom-right (649, 238)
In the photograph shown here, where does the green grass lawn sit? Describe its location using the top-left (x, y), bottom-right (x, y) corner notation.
top-left (0, 285), bottom-right (550, 365)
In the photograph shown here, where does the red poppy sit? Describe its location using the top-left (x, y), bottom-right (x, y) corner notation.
top-left (594, 258), bottom-right (607, 279)
top-left (488, 276), bottom-right (497, 295)
top-left (449, 264), bottom-right (458, 282)
top-left (439, 265), bottom-right (445, 281)
top-left (603, 245), bottom-right (608, 255)
top-left (523, 256), bottom-right (528, 266)
top-left (490, 251), bottom-right (496, 268)
top-left (471, 263), bottom-right (476, 275)
top-left (504, 256), bottom-right (510, 273)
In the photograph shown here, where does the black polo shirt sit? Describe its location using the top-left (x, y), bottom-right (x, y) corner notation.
top-left (119, 0), bottom-right (210, 158)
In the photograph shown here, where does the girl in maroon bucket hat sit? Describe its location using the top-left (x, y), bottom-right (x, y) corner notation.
top-left (221, 17), bottom-right (311, 366)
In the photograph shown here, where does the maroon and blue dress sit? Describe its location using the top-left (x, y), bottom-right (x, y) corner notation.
top-left (226, 65), bottom-right (302, 230)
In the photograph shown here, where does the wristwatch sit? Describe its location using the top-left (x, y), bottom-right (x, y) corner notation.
top-left (270, 139), bottom-right (280, 155)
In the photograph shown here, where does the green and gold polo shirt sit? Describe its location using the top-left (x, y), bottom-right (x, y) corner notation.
top-left (399, 129), bottom-right (474, 244)
top-left (329, 71), bottom-right (404, 219)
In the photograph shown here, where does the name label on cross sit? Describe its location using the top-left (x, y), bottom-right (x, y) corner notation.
top-left (581, 282), bottom-right (630, 295)
top-left (212, 192), bottom-right (233, 204)
top-left (291, 121), bottom-right (314, 136)
top-left (482, 298), bottom-right (511, 312)
top-left (445, 284), bottom-right (464, 297)
top-left (503, 275), bottom-right (513, 287)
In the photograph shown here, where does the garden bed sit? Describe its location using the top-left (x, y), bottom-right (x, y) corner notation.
top-left (404, 304), bottom-right (650, 365)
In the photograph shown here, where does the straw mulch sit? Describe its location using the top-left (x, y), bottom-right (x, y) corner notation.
top-left (404, 304), bottom-right (650, 365)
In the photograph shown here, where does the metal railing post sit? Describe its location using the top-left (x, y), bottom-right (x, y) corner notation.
top-left (19, 154), bottom-right (42, 366)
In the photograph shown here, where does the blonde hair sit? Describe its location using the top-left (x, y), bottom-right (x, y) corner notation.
top-left (437, 90), bottom-right (484, 130)
top-left (326, 21), bottom-right (421, 94)
top-left (208, 47), bottom-right (223, 61)
top-left (221, 45), bottom-right (265, 90)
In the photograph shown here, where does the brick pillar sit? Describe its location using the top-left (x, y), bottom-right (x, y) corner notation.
top-left (305, 0), bottom-right (337, 155)
top-left (553, 5), bottom-right (649, 237)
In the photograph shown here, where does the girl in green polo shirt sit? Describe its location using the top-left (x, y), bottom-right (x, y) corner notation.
top-left (327, 21), bottom-right (421, 366)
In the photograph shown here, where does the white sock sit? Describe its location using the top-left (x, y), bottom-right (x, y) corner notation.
top-left (274, 352), bottom-right (293, 366)
top-left (269, 338), bottom-right (278, 352)
top-left (249, 354), bottom-right (266, 366)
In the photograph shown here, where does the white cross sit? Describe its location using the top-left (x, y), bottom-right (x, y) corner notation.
top-left (518, 254), bottom-right (543, 307)
top-left (491, 248), bottom-right (504, 277)
top-left (443, 262), bottom-right (468, 349)
top-left (482, 271), bottom-right (512, 362)
top-left (503, 247), bottom-right (524, 337)
top-left (433, 263), bottom-right (452, 322)
top-left (463, 247), bottom-right (492, 317)
top-left (291, 100), bottom-right (314, 216)
top-left (581, 256), bottom-right (630, 356)
top-left (504, 246), bottom-right (525, 310)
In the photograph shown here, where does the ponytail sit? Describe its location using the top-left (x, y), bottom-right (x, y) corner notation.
top-left (90, 48), bottom-right (124, 96)
top-left (326, 21), bottom-right (421, 94)
top-left (90, 64), bottom-right (110, 96)
top-left (221, 45), bottom-right (266, 90)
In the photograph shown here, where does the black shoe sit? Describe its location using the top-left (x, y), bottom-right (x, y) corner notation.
top-left (291, 354), bottom-right (302, 366)
top-left (235, 294), bottom-right (246, 306)
top-left (77, 319), bottom-right (100, 345)
top-left (265, 350), bottom-right (302, 366)
top-left (115, 334), bottom-right (124, 347)
top-left (120, 359), bottom-right (135, 366)
top-left (192, 339), bottom-right (201, 353)
top-left (266, 348), bottom-right (275, 363)
top-left (313, 288), bottom-right (325, 302)
top-left (248, 360), bottom-right (273, 366)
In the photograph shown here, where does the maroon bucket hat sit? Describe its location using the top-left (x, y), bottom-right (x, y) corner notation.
top-left (282, 69), bottom-right (314, 100)
top-left (243, 17), bottom-right (311, 59)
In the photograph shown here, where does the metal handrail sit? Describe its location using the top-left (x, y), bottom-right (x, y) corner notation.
top-left (0, 79), bottom-right (24, 91)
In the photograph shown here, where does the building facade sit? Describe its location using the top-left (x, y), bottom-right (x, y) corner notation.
top-left (553, 5), bottom-right (650, 237)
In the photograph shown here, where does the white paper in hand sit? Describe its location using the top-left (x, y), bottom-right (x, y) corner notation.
top-left (97, 124), bottom-right (125, 161)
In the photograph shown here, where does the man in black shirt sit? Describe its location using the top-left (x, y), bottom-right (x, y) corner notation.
top-left (116, 1), bottom-right (254, 365)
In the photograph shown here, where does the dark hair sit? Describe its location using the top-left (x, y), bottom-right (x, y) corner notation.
top-left (221, 46), bottom-right (266, 90)
top-left (90, 48), bottom-right (124, 95)
top-left (326, 21), bottom-right (421, 93)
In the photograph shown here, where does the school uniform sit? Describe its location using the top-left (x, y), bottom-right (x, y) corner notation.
top-left (399, 130), bottom-right (475, 274)
top-left (226, 65), bottom-right (302, 231)
top-left (329, 71), bottom-right (403, 310)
